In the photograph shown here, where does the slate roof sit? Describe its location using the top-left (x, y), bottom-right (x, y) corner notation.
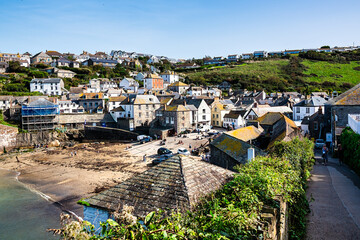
top-left (84, 156), bottom-right (233, 217)
top-left (27, 98), bottom-right (56, 107)
top-left (210, 133), bottom-right (265, 164)
top-left (294, 97), bottom-right (327, 107)
top-left (326, 83), bottom-right (360, 106)
top-left (121, 94), bottom-right (160, 105)
top-left (32, 51), bottom-right (51, 59)
top-left (224, 110), bottom-right (247, 119)
top-left (250, 106), bottom-right (292, 118)
top-left (108, 96), bottom-right (126, 102)
top-left (30, 78), bottom-right (62, 84)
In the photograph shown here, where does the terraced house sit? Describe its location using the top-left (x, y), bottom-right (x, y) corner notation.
top-left (118, 94), bottom-right (160, 128)
top-left (155, 104), bottom-right (192, 133)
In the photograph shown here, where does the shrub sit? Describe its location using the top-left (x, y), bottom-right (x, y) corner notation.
top-left (340, 128), bottom-right (360, 176)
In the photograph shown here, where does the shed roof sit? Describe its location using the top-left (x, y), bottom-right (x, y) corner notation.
top-left (225, 126), bottom-right (263, 142)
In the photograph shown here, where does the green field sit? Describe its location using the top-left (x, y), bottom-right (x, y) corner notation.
top-left (303, 60), bottom-right (360, 85)
top-left (184, 59), bottom-right (360, 93)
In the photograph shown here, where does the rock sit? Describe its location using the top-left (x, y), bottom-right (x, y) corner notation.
top-left (48, 140), bottom-right (60, 147)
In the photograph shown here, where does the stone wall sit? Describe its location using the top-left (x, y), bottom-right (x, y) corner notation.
top-left (262, 196), bottom-right (288, 240)
top-left (84, 126), bottom-right (139, 141)
top-left (15, 131), bottom-right (68, 147)
top-left (0, 124), bottom-right (18, 150)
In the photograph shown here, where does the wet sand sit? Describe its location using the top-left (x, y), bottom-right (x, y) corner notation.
top-left (0, 142), bottom-right (149, 217)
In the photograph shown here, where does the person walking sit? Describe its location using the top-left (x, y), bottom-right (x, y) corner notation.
top-left (338, 143), bottom-right (343, 166)
top-left (189, 144), bottom-right (192, 149)
top-left (143, 154), bottom-right (147, 163)
top-left (322, 144), bottom-right (329, 166)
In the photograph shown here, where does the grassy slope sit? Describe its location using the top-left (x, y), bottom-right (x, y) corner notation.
top-left (185, 59), bottom-right (360, 91)
top-left (302, 60), bottom-right (360, 84)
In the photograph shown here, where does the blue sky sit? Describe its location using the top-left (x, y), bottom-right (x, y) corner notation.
top-left (0, 0), bottom-right (359, 59)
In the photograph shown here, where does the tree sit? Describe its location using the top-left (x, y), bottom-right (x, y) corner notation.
top-left (320, 45), bottom-right (330, 49)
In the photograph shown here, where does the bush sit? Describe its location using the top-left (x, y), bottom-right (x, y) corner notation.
top-left (340, 128), bottom-right (360, 176)
top-left (61, 138), bottom-right (314, 240)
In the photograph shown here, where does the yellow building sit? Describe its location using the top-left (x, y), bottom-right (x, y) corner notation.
top-left (211, 99), bottom-right (234, 127)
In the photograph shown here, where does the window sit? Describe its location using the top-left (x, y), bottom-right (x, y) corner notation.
top-left (306, 107), bottom-right (310, 113)
top-left (297, 116), bottom-right (300, 120)
top-left (146, 112), bottom-right (149, 117)
top-left (215, 108), bottom-right (217, 112)
top-left (213, 114), bottom-right (215, 118)
top-left (139, 112), bottom-right (141, 117)
top-left (314, 122), bottom-right (318, 130)
top-left (170, 117), bottom-right (174, 124)
top-left (166, 117), bottom-right (169, 123)
top-left (202, 115), bottom-right (206, 120)
top-left (216, 121), bottom-right (219, 125)
top-left (146, 105), bottom-right (149, 110)
top-left (202, 109), bottom-right (205, 113)
top-left (216, 114), bottom-right (219, 118)
top-left (296, 107), bottom-right (300, 113)
top-left (89, 103), bottom-right (92, 107)
top-left (213, 120), bottom-right (215, 125)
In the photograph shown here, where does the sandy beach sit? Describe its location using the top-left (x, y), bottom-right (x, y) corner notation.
top-left (0, 142), bottom-right (149, 217)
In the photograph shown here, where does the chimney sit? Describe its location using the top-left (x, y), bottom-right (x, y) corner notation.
top-left (247, 148), bottom-right (255, 162)
top-left (318, 106), bottom-right (323, 115)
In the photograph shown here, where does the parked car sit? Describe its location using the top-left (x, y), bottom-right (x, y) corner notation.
top-left (140, 136), bottom-right (152, 144)
top-left (137, 135), bottom-right (148, 141)
top-left (177, 147), bottom-right (190, 155)
top-left (315, 139), bottom-right (325, 149)
top-left (157, 147), bottom-right (173, 156)
top-left (208, 131), bottom-right (219, 136)
top-left (152, 155), bottom-right (171, 165)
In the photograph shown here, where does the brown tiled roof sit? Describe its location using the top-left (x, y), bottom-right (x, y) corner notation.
top-left (84, 156), bottom-right (233, 217)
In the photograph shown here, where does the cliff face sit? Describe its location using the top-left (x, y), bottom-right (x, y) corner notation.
top-left (0, 124), bottom-right (18, 151)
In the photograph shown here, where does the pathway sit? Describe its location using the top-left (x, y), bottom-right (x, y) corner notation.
top-left (306, 151), bottom-right (360, 239)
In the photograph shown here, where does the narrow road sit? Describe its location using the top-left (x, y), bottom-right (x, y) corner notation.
top-left (306, 151), bottom-right (360, 239)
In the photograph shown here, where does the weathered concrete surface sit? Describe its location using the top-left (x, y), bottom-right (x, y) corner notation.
top-left (306, 152), bottom-right (360, 240)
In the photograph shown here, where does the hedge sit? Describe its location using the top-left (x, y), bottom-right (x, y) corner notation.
top-left (340, 127), bottom-right (360, 176)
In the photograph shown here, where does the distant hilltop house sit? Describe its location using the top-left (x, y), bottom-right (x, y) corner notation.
top-left (81, 155), bottom-right (233, 229)
top-left (253, 51), bottom-right (268, 58)
top-left (82, 58), bottom-right (118, 68)
top-left (31, 51), bottom-right (52, 64)
top-left (45, 50), bottom-right (63, 59)
top-left (160, 71), bottom-right (179, 84)
top-left (30, 78), bottom-right (65, 96)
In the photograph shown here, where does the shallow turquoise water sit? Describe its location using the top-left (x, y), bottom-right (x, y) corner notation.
top-left (0, 169), bottom-right (61, 240)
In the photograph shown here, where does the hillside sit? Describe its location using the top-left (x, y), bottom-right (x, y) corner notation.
top-left (184, 59), bottom-right (360, 94)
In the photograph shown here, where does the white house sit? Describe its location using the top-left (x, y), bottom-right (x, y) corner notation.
top-left (30, 78), bottom-right (64, 96)
top-left (119, 78), bottom-right (139, 92)
top-left (88, 79), bottom-right (101, 93)
top-left (223, 110), bottom-right (248, 129)
top-left (58, 100), bottom-right (84, 114)
top-left (173, 99), bottom-right (211, 128)
top-left (160, 72), bottom-right (179, 84)
top-left (293, 97), bottom-right (327, 121)
top-left (241, 53), bottom-right (253, 59)
top-left (100, 80), bottom-right (118, 92)
top-left (107, 96), bottom-right (126, 111)
top-left (147, 55), bottom-right (160, 64)
top-left (0, 96), bottom-right (12, 111)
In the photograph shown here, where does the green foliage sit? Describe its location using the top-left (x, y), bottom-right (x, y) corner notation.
top-left (0, 111), bottom-right (19, 128)
top-left (77, 199), bottom-right (90, 207)
top-left (184, 58), bottom-right (360, 93)
top-left (340, 128), bottom-right (360, 176)
top-left (65, 138), bottom-right (314, 240)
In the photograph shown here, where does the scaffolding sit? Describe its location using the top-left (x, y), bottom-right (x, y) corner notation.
top-left (21, 99), bottom-right (59, 131)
